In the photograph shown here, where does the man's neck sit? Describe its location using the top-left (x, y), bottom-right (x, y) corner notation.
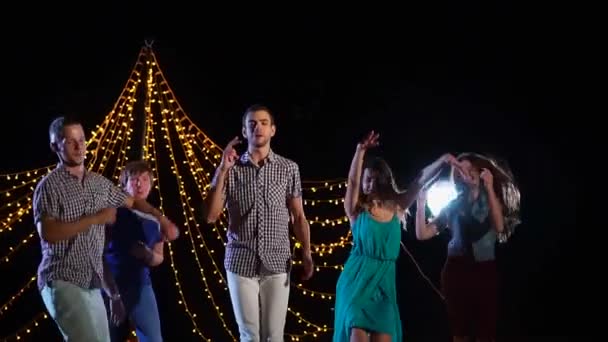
top-left (61, 162), bottom-right (86, 180)
top-left (248, 145), bottom-right (271, 166)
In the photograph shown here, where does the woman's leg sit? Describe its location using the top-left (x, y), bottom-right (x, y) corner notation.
top-left (442, 256), bottom-right (474, 342)
top-left (370, 332), bottom-right (391, 342)
top-left (350, 327), bottom-right (369, 342)
top-left (472, 260), bottom-right (498, 342)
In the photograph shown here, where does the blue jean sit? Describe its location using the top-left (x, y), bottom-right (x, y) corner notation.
top-left (109, 284), bottom-right (163, 342)
top-left (40, 279), bottom-right (110, 341)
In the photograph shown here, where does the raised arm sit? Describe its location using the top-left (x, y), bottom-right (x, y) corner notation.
top-left (344, 131), bottom-right (379, 223)
top-left (120, 194), bottom-right (179, 242)
top-left (344, 149), bottom-right (365, 223)
top-left (126, 199), bottom-right (178, 240)
top-left (203, 136), bottom-right (241, 223)
top-left (398, 154), bottom-right (463, 211)
top-left (414, 190), bottom-right (441, 240)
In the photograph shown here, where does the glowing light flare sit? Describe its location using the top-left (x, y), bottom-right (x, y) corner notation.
top-left (426, 180), bottom-right (458, 217)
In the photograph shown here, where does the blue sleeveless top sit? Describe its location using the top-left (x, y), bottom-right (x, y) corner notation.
top-left (436, 190), bottom-right (496, 262)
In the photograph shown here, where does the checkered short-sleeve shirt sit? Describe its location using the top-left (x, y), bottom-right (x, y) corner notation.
top-left (33, 165), bottom-right (129, 290)
top-left (223, 150), bottom-right (302, 277)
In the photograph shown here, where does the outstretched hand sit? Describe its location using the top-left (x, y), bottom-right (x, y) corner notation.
top-left (220, 136), bottom-right (241, 171)
top-left (357, 130), bottom-right (380, 151)
top-left (480, 168), bottom-right (494, 189)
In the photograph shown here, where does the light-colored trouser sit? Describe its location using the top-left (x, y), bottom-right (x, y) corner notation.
top-left (40, 279), bottom-right (110, 342)
top-left (226, 271), bottom-right (290, 342)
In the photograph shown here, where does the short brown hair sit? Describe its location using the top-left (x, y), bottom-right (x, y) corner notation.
top-left (49, 116), bottom-right (83, 144)
top-left (119, 160), bottom-right (153, 187)
top-left (242, 104), bottom-right (275, 126)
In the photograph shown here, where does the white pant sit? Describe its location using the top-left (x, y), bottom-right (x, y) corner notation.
top-left (226, 271), bottom-right (290, 342)
top-left (40, 280), bottom-right (110, 342)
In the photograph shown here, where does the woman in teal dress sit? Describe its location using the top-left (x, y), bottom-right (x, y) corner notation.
top-left (333, 131), bottom-right (464, 341)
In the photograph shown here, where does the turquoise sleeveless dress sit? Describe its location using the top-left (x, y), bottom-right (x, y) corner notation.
top-left (332, 210), bottom-right (403, 341)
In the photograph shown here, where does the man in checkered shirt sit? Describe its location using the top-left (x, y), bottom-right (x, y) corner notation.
top-left (33, 116), bottom-right (179, 342)
top-left (204, 104), bottom-right (314, 342)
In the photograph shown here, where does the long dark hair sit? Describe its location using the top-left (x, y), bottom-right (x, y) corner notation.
top-left (358, 157), bottom-right (404, 210)
top-left (450, 153), bottom-right (506, 199)
top-left (450, 152), bottom-right (521, 242)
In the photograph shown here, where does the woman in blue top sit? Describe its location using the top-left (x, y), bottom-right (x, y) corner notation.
top-left (103, 160), bottom-right (177, 342)
top-left (333, 131), bottom-right (463, 342)
top-left (415, 152), bottom-right (521, 342)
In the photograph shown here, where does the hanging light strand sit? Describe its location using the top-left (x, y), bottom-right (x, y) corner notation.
top-left (151, 66), bottom-right (236, 340)
top-left (0, 166), bottom-right (54, 179)
top-left (143, 60), bottom-right (211, 341)
top-left (0, 312), bottom-right (49, 341)
top-left (0, 275), bottom-right (36, 317)
top-left (0, 231), bottom-right (36, 263)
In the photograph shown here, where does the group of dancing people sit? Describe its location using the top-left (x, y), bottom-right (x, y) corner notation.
top-left (32, 104), bottom-right (520, 342)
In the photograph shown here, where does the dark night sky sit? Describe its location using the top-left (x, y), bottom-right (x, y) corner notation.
top-left (0, 4), bottom-right (579, 341)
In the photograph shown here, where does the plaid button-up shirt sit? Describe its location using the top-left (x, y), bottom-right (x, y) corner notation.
top-left (32, 165), bottom-right (128, 290)
top-left (223, 150), bottom-right (302, 277)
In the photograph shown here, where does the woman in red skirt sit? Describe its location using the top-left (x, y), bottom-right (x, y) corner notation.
top-left (415, 153), bottom-right (521, 342)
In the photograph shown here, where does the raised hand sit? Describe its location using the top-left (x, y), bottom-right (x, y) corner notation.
top-left (441, 153), bottom-right (458, 166)
top-left (220, 136), bottom-right (241, 171)
top-left (442, 154), bottom-right (472, 183)
top-left (480, 168), bottom-right (494, 189)
top-left (357, 130), bottom-right (380, 151)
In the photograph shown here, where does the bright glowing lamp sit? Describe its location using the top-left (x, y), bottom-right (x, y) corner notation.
top-left (426, 180), bottom-right (458, 217)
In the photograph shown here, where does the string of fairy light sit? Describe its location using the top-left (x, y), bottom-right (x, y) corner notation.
top-left (0, 276), bottom-right (36, 317)
top-left (140, 57), bottom-right (212, 341)
top-left (149, 56), bottom-right (237, 339)
top-left (0, 45), bottom-right (354, 341)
